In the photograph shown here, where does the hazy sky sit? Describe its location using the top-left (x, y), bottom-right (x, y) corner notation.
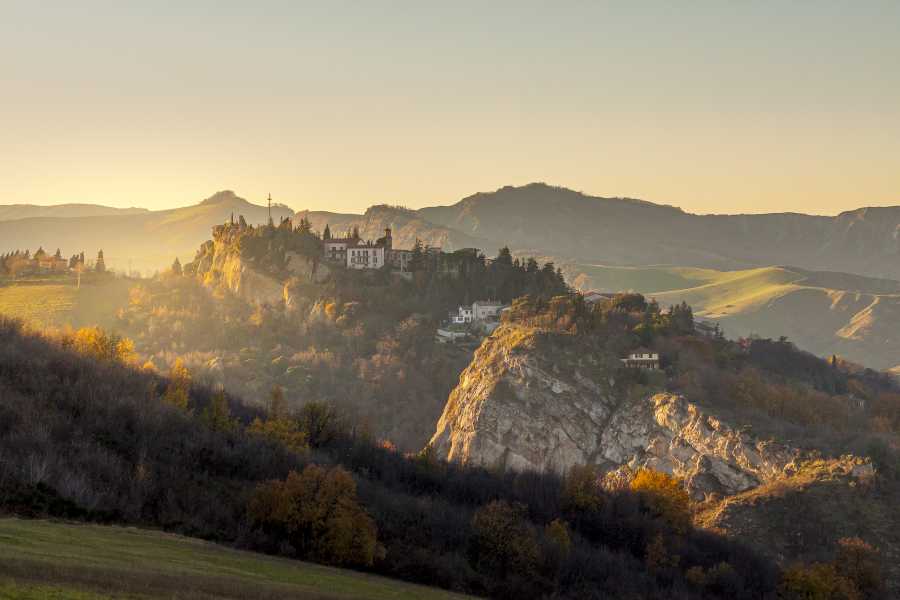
top-left (2, 1), bottom-right (898, 214)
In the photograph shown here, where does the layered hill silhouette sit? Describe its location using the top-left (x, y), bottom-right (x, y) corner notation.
top-left (4, 183), bottom-right (897, 278)
top-left (3, 183), bottom-right (898, 371)
top-left (0, 191), bottom-right (292, 273)
top-left (419, 183), bottom-right (900, 280)
top-left (0, 203), bottom-right (148, 221)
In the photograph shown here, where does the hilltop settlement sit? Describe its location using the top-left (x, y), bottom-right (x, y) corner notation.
top-left (0, 247), bottom-right (106, 277)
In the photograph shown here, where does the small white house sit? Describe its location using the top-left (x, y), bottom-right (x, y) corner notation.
top-left (451, 306), bottom-right (474, 324)
top-left (621, 348), bottom-right (660, 370)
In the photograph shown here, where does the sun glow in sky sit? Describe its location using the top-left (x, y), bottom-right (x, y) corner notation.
top-left (2, 1), bottom-right (898, 214)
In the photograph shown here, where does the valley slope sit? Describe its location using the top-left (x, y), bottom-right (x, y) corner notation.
top-left (570, 264), bottom-right (900, 371)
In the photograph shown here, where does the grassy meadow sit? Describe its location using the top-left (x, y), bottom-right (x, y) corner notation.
top-left (0, 274), bottom-right (132, 330)
top-left (0, 518), bottom-right (474, 600)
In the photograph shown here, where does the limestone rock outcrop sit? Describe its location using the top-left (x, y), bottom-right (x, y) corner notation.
top-left (430, 324), bottom-right (863, 499)
top-left (188, 236), bottom-right (329, 305)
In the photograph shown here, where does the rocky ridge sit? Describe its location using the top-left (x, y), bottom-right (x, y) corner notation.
top-left (187, 227), bottom-right (329, 305)
top-left (430, 324), bottom-right (872, 500)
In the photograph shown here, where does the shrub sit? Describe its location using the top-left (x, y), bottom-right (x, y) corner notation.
top-left (562, 464), bottom-right (603, 513)
top-left (778, 562), bottom-right (860, 600)
top-left (834, 537), bottom-right (883, 599)
top-left (469, 500), bottom-right (540, 578)
top-left (630, 468), bottom-right (691, 533)
top-left (248, 465), bottom-right (378, 567)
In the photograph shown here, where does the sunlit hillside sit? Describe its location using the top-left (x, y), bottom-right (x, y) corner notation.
top-left (569, 263), bottom-right (900, 370)
top-left (0, 274), bottom-right (131, 330)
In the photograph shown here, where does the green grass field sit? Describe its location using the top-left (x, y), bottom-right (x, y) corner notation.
top-left (0, 518), bottom-right (474, 600)
top-left (568, 263), bottom-right (725, 295)
top-left (0, 275), bottom-right (132, 330)
top-left (651, 266), bottom-right (804, 317)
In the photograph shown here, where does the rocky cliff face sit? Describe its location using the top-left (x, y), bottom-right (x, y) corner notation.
top-left (430, 324), bottom-right (870, 500)
top-left (188, 233), bottom-right (329, 305)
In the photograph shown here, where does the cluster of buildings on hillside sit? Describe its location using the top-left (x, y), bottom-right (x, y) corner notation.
top-left (322, 227), bottom-right (415, 272)
top-left (0, 247), bottom-right (105, 278)
top-left (449, 300), bottom-right (506, 325)
top-left (437, 300), bottom-right (508, 342)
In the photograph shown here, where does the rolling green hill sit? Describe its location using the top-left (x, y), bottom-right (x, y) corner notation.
top-left (0, 518), bottom-right (472, 600)
top-left (568, 263), bottom-right (900, 370)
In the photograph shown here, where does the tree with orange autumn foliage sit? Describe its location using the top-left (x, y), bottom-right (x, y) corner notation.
top-left (247, 464), bottom-right (378, 567)
top-left (630, 468), bottom-right (691, 533)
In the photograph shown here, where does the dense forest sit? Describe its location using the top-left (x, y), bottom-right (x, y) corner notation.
top-left (0, 316), bottom-right (842, 599)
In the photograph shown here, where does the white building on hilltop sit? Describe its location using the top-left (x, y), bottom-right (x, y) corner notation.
top-left (347, 243), bottom-right (385, 269)
top-left (323, 227), bottom-right (414, 272)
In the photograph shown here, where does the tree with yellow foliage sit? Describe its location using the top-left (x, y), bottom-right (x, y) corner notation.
top-left (777, 537), bottom-right (883, 600)
top-left (247, 465), bottom-right (378, 567)
top-left (248, 386), bottom-right (307, 452)
top-left (630, 468), bottom-right (691, 533)
top-left (163, 359), bottom-right (191, 412)
top-left (66, 326), bottom-right (136, 364)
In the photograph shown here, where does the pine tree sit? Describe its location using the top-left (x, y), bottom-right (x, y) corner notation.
top-left (409, 238), bottom-right (424, 272)
top-left (323, 224), bottom-right (331, 240)
top-left (171, 257), bottom-right (182, 276)
top-left (495, 247), bottom-right (513, 267)
top-left (202, 389), bottom-right (236, 432)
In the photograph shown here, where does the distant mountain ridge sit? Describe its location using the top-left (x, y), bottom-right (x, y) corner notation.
top-left (7, 183), bottom-right (898, 278)
top-left (0, 203), bottom-right (148, 221)
top-left (0, 191), bottom-right (292, 274)
top-left (418, 183), bottom-right (900, 280)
